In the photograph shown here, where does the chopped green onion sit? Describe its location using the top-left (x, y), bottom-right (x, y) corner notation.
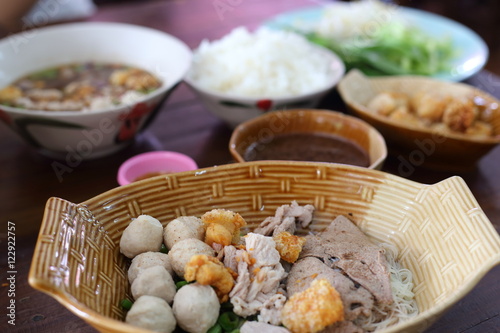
top-left (160, 244), bottom-right (168, 254)
top-left (120, 299), bottom-right (133, 311)
top-left (207, 323), bottom-right (223, 333)
top-left (175, 280), bottom-right (190, 290)
top-left (218, 312), bottom-right (241, 331)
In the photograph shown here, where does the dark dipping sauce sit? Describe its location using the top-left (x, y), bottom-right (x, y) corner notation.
top-left (244, 132), bottom-right (370, 167)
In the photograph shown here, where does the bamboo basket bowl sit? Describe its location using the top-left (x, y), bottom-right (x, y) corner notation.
top-left (337, 69), bottom-right (500, 172)
top-left (229, 109), bottom-right (387, 170)
top-left (29, 161), bottom-right (500, 333)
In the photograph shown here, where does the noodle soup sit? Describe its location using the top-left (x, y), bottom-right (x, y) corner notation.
top-left (0, 62), bottom-right (162, 112)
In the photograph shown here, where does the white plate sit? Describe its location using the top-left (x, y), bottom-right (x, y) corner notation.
top-left (264, 4), bottom-right (489, 82)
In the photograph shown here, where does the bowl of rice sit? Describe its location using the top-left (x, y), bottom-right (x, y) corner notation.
top-left (184, 27), bottom-right (345, 128)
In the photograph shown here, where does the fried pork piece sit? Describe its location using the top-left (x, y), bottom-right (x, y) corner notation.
top-left (367, 92), bottom-right (408, 116)
top-left (411, 91), bottom-right (450, 122)
top-left (110, 68), bottom-right (161, 91)
top-left (0, 86), bottom-right (22, 103)
top-left (202, 209), bottom-right (247, 246)
top-left (442, 98), bottom-right (477, 132)
top-left (273, 231), bottom-right (307, 263)
top-left (466, 120), bottom-right (494, 137)
top-left (184, 254), bottom-right (235, 303)
top-left (281, 279), bottom-right (344, 333)
top-left (254, 201), bottom-right (314, 236)
top-left (388, 107), bottom-right (426, 128)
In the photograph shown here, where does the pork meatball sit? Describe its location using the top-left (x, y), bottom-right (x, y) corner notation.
top-left (120, 215), bottom-right (163, 258)
top-left (131, 266), bottom-right (177, 304)
top-left (172, 283), bottom-right (220, 333)
top-left (163, 216), bottom-right (205, 250)
top-left (126, 295), bottom-right (176, 333)
top-left (128, 251), bottom-right (174, 284)
top-left (168, 238), bottom-right (215, 278)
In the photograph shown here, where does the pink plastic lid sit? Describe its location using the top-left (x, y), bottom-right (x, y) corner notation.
top-left (117, 151), bottom-right (198, 186)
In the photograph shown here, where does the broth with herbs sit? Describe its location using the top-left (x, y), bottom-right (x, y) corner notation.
top-left (0, 62), bottom-right (162, 112)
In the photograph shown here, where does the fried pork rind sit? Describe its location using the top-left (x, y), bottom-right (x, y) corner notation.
top-left (273, 231), bottom-right (306, 263)
top-left (367, 91), bottom-right (408, 116)
top-left (202, 209), bottom-right (247, 246)
top-left (281, 279), bottom-right (344, 333)
top-left (411, 91), bottom-right (449, 122)
top-left (184, 254), bottom-right (235, 303)
top-left (442, 98), bottom-right (477, 132)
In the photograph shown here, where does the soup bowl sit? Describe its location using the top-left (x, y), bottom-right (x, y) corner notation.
top-left (0, 22), bottom-right (192, 159)
top-left (29, 161), bottom-right (500, 332)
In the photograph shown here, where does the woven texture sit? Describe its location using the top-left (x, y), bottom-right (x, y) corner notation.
top-left (338, 69), bottom-right (500, 171)
top-left (29, 161), bottom-right (500, 333)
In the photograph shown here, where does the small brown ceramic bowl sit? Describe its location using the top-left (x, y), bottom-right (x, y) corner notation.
top-left (229, 109), bottom-right (387, 170)
top-left (337, 69), bottom-right (500, 172)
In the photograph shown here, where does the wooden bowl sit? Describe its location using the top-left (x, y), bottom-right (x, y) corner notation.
top-left (337, 70), bottom-right (500, 172)
top-left (29, 161), bottom-right (500, 333)
top-left (229, 109), bottom-right (387, 170)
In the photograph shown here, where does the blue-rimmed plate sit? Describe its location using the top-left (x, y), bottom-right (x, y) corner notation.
top-left (263, 4), bottom-right (488, 82)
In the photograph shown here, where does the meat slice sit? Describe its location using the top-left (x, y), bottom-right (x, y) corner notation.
top-left (229, 233), bottom-right (288, 319)
top-left (320, 321), bottom-right (365, 333)
top-left (254, 201), bottom-right (315, 236)
top-left (300, 216), bottom-right (393, 306)
top-left (286, 257), bottom-right (374, 321)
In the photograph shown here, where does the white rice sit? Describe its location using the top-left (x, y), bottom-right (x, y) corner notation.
top-left (186, 26), bottom-right (336, 97)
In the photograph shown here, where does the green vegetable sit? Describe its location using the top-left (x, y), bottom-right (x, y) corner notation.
top-left (29, 68), bottom-right (59, 80)
top-left (300, 21), bottom-right (455, 76)
top-left (207, 323), bottom-right (223, 333)
top-left (160, 243), bottom-right (168, 254)
top-left (217, 312), bottom-right (241, 331)
top-left (120, 299), bottom-right (133, 311)
top-left (175, 280), bottom-right (190, 290)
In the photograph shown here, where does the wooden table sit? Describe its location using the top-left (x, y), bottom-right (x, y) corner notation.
top-left (1, 0), bottom-right (499, 332)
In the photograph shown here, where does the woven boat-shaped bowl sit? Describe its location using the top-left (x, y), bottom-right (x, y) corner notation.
top-left (29, 161), bottom-right (500, 333)
top-left (337, 69), bottom-right (500, 172)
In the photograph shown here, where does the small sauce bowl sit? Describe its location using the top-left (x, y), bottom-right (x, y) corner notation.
top-left (117, 151), bottom-right (198, 186)
top-left (229, 109), bottom-right (387, 170)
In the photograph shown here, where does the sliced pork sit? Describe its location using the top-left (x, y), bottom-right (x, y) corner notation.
top-left (300, 215), bottom-right (393, 306)
top-left (254, 200), bottom-right (314, 236)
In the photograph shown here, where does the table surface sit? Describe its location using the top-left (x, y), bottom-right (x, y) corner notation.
top-left (1, 0), bottom-right (499, 332)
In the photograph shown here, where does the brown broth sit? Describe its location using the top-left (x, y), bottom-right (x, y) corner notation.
top-left (243, 132), bottom-right (370, 167)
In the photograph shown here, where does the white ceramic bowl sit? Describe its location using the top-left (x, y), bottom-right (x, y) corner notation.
top-left (0, 22), bottom-right (192, 159)
top-left (184, 36), bottom-right (345, 128)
